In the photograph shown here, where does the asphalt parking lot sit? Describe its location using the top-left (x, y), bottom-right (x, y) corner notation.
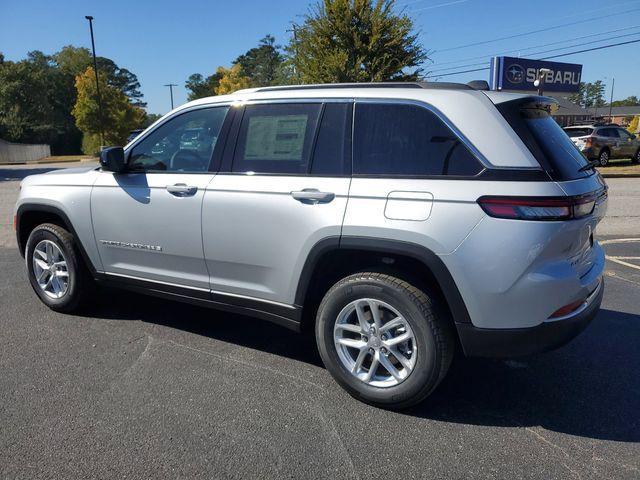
top-left (1, 163), bottom-right (639, 479)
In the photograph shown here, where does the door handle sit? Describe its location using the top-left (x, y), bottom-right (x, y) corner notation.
top-left (291, 188), bottom-right (335, 204)
top-left (166, 183), bottom-right (198, 197)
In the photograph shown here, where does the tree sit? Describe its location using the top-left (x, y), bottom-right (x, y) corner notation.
top-left (569, 81), bottom-right (606, 109)
top-left (587, 80), bottom-right (606, 108)
top-left (185, 72), bottom-right (222, 101)
top-left (611, 96), bottom-right (640, 107)
top-left (214, 65), bottom-right (252, 95)
top-left (72, 66), bottom-right (145, 154)
top-left (53, 46), bottom-right (145, 107)
top-left (0, 51), bottom-right (78, 150)
top-left (288, 0), bottom-right (426, 83)
top-left (234, 35), bottom-right (286, 87)
top-left (628, 116), bottom-right (639, 135)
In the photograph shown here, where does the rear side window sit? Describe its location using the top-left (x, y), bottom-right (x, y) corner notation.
top-left (564, 128), bottom-right (593, 137)
top-left (232, 103), bottom-right (321, 174)
top-left (353, 103), bottom-right (483, 176)
top-left (496, 99), bottom-right (590, 181)
top-left (601, 128), bottom-right (620, 138)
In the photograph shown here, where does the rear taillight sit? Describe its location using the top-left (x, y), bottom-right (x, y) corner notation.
top-left (549, 297), bottom-right (586, 318)
top-left (477, 194), bottom-right (596, 221)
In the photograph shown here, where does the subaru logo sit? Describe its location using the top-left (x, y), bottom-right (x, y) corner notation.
top-left (506, 64), bottom-right (525, 84)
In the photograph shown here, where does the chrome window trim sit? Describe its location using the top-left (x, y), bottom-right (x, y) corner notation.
top-left (126, 95), bottom-right (543, 173)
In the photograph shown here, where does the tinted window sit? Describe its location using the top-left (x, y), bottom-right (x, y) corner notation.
top-left (233, 104), bottom-right (321, 174)
top-left (129, 107), bottom-right (228, 172)
top-left (353, 103), bottom-right (482, 176)
top-left (497, 99), bottom-right (590, 181)
top-left (599, 128), bottom-right (619, 138)
top-left (618, 129), bottom-right (635, 139)
top-left (310, 103), bottom-right (351, 175)
top-left (564, 128), bottom-right (593, 137)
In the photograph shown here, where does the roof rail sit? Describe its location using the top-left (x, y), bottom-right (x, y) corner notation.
top-left (251, 81), bottom-right (475, 93)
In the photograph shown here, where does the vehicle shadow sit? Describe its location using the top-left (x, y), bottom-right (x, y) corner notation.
top-left (0, 167), bottom-right (59, 181)
top-left (88, 292), bottom-right (639, 443)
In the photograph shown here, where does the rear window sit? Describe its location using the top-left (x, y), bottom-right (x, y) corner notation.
top-left (496, 98), bottom-right (591, 181)
top-left (353, 103), bottom-right (483, 176)
top-left (564, 128), bottom-right (593, 138)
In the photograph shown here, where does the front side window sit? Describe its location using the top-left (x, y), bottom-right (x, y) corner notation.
top-left (353, 103), bottom-right (483, 176)
top-left (129, 107), bottom-right (229, 172)
top-left (232, 104), bottom-right (322, 174)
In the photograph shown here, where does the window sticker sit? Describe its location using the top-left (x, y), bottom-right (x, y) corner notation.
top-left (245, 115), bottom-right (308, 161)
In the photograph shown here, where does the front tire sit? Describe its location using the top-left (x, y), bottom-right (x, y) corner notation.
top-left (25, 223), bottom-right (93, 313)
top-left (633, 148), bottom-right (640, 164)
top-left (315, 273), bottom-right (454, 409)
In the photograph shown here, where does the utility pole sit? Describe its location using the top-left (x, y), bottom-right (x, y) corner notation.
top-left (85, 16), bottom-right (104, 146)
top-left (164, 83), bottom-right (177, 110)
top-left (608, 78), bottom-right (615, 123)
top-left (286, 23), bottom-right (301, 83)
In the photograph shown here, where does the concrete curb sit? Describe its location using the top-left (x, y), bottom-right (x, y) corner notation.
top-left (0, 157), bottom-right (95, 166)
top-left (599, 172), bottom-right (640, 178)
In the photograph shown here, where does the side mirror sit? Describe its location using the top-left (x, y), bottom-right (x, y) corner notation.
top-left (100, 147), bottom-right (127, 173)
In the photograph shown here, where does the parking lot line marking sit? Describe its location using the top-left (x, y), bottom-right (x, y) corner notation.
top-left (599, 238), bottom-right (640, 271)
top-left (607, 257), bottom-right (640, 271)
top-left (600, 238), bottom-right (640, 245)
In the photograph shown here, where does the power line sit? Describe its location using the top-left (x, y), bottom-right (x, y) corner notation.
top-left (428, 24), bottom-right (640, 68)
top-left (541, 37), bottom-right (640, 60)
top-left (433, 7), bottom-right (640, 53)
top-left (428, 30), bottom-right (640, 73)
top-left (425, 38), bottom-right (640, 78)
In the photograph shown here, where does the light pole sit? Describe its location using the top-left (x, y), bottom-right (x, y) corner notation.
top-left (164, 83), bottom-right (177, 110)
top-left (286, 23), bottom-right (301, 83)
top-left (85, 15), bottom-right (104, 146)
top-left (608, 78), bottom-right (615, 123)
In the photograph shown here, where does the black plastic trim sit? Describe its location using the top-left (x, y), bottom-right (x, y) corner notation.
top-left (457, 281), bottom-right (603, 358)
top-left (16, 204), bottom-right (98, 275)
top-left (96, 273), bottom-right (302, 331)
top-left (294, 236), bottom-right (472, 325)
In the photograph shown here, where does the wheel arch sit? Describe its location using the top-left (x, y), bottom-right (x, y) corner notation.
top-left (16, 203), bottom-right (97, 275)
top-left (295, 236), bottom-right (472, 333)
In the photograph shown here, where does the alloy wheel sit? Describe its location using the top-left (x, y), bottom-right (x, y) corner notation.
top-left (32, 240), bottom-right (70, 299)
top-left (333, 298), bottom-right (417, 388)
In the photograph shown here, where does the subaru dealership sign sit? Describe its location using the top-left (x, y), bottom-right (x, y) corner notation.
top-left (490, 56), bottom-right (582, 93)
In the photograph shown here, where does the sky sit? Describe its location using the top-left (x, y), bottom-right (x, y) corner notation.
top-left (1, 0), bottom-right (639, 114)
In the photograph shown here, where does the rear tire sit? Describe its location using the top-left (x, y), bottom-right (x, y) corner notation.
top-left (25, 223), bottom-right (94, 313)
top-left (633, 148), bottom-right (640, 164)
top-left (315, 272), bottom-right (454, 409)
top-left (598, 149), bottom-right (610, 166)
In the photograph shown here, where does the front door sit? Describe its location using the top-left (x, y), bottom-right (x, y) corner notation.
top-left (91, 106), bottom-right (230, 289)
top-left (202, 101), bottom-right (353, 305)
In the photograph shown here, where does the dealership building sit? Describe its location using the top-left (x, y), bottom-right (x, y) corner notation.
top-left (489, 56), bottom-right (592, 127)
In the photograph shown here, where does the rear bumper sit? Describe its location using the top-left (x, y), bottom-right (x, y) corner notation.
top-left (456, 279), bottom-right (603, 358)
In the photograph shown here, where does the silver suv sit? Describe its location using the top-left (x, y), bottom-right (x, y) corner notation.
top-left (15, 83), bottom-right (607, 409)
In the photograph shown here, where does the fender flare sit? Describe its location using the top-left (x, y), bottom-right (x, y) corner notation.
top-left (295, 236), bottom-right (472, 324)
top-left (16, 203), bottom-right (98, 275)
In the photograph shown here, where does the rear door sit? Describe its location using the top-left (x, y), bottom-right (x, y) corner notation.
top-left (91, 106), bottom-right (231, 289)
top-left (600, 128), bottom-right (622, 157)
top-left (201, 101), bottom-right (352, 305)
top-left (617, 128), bottom-right (637, 157)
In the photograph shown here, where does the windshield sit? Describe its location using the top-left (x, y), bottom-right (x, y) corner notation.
top-left (564, 128), bottom-right (593, 138)
top-left (496, 98), bottom-right (591, 181)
